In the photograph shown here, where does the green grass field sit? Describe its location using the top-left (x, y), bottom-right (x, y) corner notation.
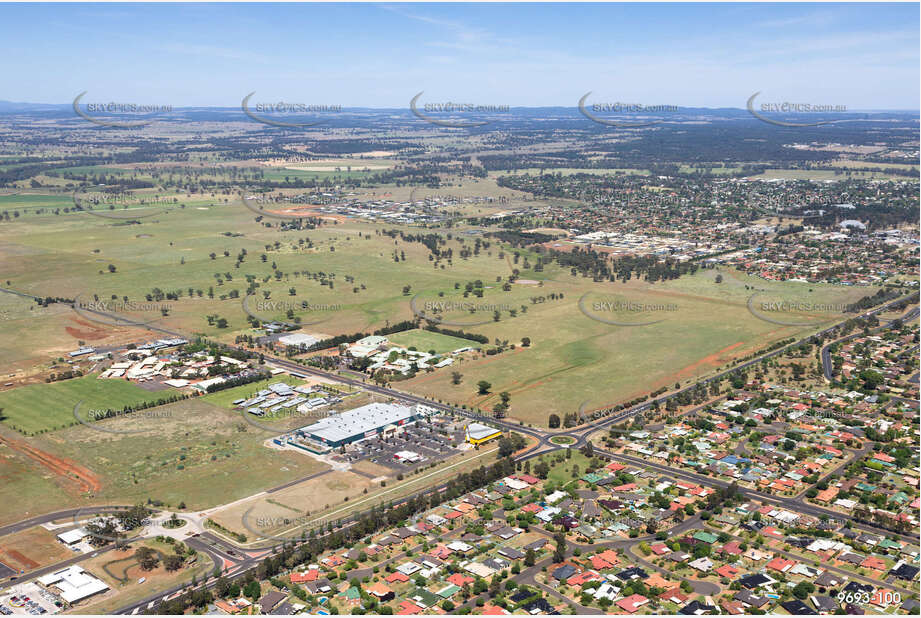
top-left (0, 193), bottom-right (74, 212)
top-left (535, 450), bottom-right (594, 486)
top-left (0, 375), bottom-right (175, 435)
top-left (0, 177), bottom-right (882, 430)
top-left (386, 328), bottom-right (480, 354)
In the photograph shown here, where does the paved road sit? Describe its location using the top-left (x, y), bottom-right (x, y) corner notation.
top-left (595, 448), bottom-right (918, 545)
top-left (0, 506), bottom-right (131, 539)
top-left (625, 545), bottom-right (720, 596)
top-left (791, 443), bottom-right (870, 501)
top-left (0, 286), bottom-right (917, 613)
top-left (0, 543), bottom-right (118, 585)
top-left (489, 515), bottom-right (709, 613)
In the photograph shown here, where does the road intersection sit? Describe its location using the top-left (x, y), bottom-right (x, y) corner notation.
top-left (0, 287), bottom-right (916, 614)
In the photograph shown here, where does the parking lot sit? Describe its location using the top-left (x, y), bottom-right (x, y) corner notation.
top-left (332, 418), bottom-right (467, 472)
top-left (0, 583), bottom-right (59, 616)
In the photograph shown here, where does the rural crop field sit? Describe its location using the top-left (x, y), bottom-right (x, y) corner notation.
top-left (0, 3), bottom-right (917, 617)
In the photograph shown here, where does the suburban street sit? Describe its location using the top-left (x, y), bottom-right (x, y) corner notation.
top-left (0, 288), bottom-right (916, 614)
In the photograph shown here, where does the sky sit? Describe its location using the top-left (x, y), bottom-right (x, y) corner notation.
top-left (1, 2), bottom-right (918, 109)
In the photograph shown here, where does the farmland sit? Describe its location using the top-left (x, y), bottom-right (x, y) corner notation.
top-left (395, 266), bottom-right (875, 426)
top-left (0, 173), bottom-right (883, 428)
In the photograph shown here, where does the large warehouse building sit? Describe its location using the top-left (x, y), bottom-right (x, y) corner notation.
top-left (296, 402), bottom-right (424, 447)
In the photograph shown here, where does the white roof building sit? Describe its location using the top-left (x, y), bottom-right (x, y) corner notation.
top-left (355, 335), bottom-right (388, 347)
top-left (56, 528), bottom-right (87, 545)
top-left (38, 565), bottom-right (109, 603)
top-left (396, 562), bottom-right (421, 575)
top-left (536, 506), bottom-right (561, 522)
top-left (299, 402), bottom-right (416, 445)
top-left (191, 376), bottom-right (225, 392)
top-left (447, 541), bottom-right (473, 553)
top-left (839, 219), bottom-right (866, 230)
top-left (466, 422), bottom-right (501, 441)
top-left (502, 477), bottom-right (529, 491)
top-left (278, 333), bottom-right (319, 348)
top-left (463, 561), bottom-right (496, 578)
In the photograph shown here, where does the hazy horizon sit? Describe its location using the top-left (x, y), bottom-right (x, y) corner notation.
top-left (1, 2), bottom-right (918, 109)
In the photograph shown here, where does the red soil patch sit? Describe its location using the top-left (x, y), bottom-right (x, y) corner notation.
top-left (0, 548), bottom-right (39, 570)
top-left (0, 435), bottom-right (102, 493)
top-left (64, 326), bottom-right (107, 340)
top-left (64, 315), bottom-right (112, 341)
top-left (0, 374), bottom-right (49, 391)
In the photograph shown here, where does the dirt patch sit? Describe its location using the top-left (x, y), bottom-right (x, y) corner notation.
top-left (0, 373), bottom-right (49, 391)
top-left (64, 315), bottom-right (115, 342)
top-left (0, 434), bottom-right (101, 493)
top-left (0, 526), bottom-right (72, 571)
top-left (351, 460), bottom-right (392, 479)
top-left (64, 325), bottom-right (107, 340)
top-left (212, 469), bottom-right (373, 538)
top-left (0, 548), bottom-right (39, 570)
top-left (64, 314), bottom-right (151, 346)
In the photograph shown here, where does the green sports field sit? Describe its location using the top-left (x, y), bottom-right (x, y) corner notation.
top-left (0, 375), bottom-right (170, 435)
top-left (386, 328), bottom-right (480, 354)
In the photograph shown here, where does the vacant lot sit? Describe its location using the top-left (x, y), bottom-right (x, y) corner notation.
top-left (398, 267), bottom-right (877, 426)
top-left (0, 399), bottom-right (328, 524)
top-left (0, 526), bottom-right (72, 573)
top-left (211, 443), bottom-right (502, 544)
